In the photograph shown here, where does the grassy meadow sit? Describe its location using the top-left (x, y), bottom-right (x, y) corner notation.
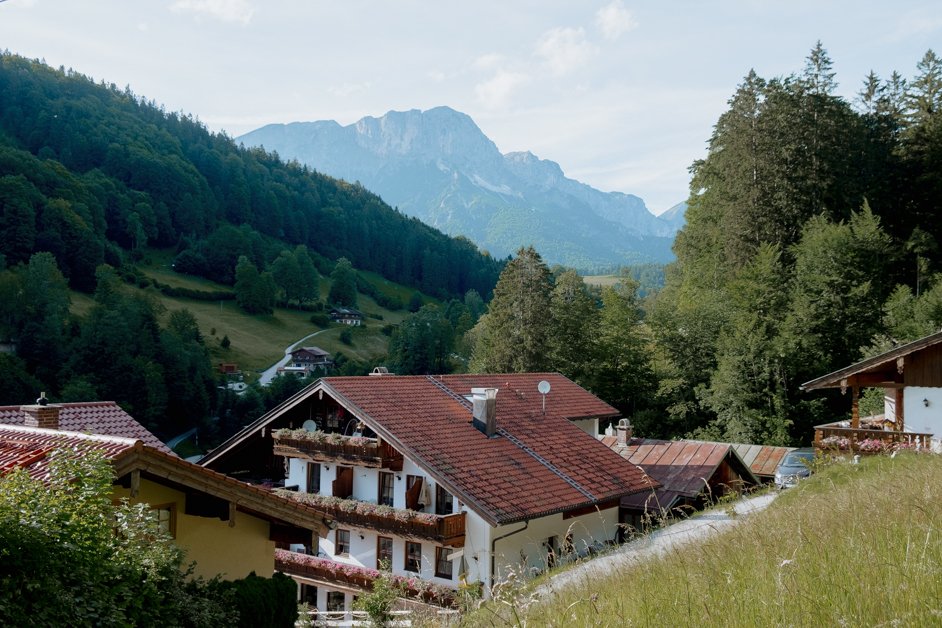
top-left (465, 453), bottom-right (942, 627)
top-left (68, 250), bottom-right (417, 377)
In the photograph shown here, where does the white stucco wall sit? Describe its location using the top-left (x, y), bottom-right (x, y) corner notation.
top-left (571, 418), bottom-right (600, 437)
top-left (284, 452), bottom-right (619, 605)
top-left (488, 506), bottom-right (619, 586)
top-left (902, 386), bottom-right (942, 440)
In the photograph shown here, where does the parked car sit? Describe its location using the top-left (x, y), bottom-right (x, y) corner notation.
top-left (774, 448), bottom-right (816, 489)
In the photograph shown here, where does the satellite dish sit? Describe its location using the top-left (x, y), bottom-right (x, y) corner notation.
top-left (537, 380), bottom-right (551, 414)
top-left (302, 419), bottom-right (318, 432)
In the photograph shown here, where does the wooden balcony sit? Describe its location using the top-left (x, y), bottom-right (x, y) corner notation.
top-left (814, 422), bottom-right (934, 454)
top-left (273, 431), bottom-right (403, 471)
top-left (274, 550), bottom-right (458, 607)
top-left (277, 490), bottom-right (466, 547)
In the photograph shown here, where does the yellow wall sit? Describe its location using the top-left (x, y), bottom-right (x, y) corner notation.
top-left (112, 479), bottom-right (276, 580)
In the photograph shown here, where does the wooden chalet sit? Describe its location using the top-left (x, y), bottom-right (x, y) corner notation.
top-left (801, 331), bottom-right (942, 452)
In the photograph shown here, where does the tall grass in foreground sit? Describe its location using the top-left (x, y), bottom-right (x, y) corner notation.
top-left (465, 453), bottom-right (942, 627)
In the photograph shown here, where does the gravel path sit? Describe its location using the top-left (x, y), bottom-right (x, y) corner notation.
top-left (535, 491), bottom-right (778, 599)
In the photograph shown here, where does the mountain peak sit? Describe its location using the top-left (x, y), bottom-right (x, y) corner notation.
top-left (237, 107), bottom-right (682, 270)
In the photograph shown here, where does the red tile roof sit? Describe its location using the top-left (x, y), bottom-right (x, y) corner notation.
top-left (0, 402), bottom-right (172, 454)
top-left (0, 425), bottom-right (137, 482)
top-left (604, 437), bottom-right (759, 511)
top-left (0, 425), bottom-right (326, 535)
top-left (319, 374), bottom-right (652, 525)
top-left (436, 373), bottom-right (621, 421)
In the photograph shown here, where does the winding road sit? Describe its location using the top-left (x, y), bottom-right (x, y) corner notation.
top-left (257, 328), bottom-right (330, 386)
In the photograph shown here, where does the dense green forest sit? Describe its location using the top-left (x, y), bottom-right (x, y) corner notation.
top-left (0, 52), bottom-right (502, 440)
top-left (0, 52), bottom-right (502, 298)
top-left (651, 44), bottom-right (942, 445)
top-left (464, 45), bottom-right (942, 446)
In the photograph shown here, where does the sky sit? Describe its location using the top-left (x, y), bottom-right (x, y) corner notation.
top-left (1, 1), bottom-right (939, 214)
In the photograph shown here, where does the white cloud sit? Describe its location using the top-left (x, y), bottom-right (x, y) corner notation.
top-left (472, 53), bottom-right (504, 72)
top-left (534, 27), bottom-right (597, 76)
top-left (595, 1), bottom-right (636, 41)
top-left (137, 22), bottom-right (149, 32)
top-left (475, 69), bottom-right (529, 110)
top-left (170, 0), bottom-right (255, 25)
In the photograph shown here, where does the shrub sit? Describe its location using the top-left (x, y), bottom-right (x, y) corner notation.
top-left (216, 571), bottom-right (297, 628)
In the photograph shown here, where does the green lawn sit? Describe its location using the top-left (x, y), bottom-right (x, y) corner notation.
top-left (66, 250), bottom-right (422, 376)
top-left (582, 274), bottom-right (621, 287)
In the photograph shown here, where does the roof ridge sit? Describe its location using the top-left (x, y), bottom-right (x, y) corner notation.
top-left (0, 424), bottom-right (140, 446)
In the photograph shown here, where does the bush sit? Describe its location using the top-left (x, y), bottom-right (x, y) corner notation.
top-left (340, 328), bottom-right (353, 345)
top-left (310, 313), bottom-right (330, 328)
top-left (216, 571), bottom-right (298, 628)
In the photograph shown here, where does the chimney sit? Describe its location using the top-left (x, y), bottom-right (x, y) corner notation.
top-left (471, 387), bottom-right (498, 437)
top-left (616, 418), bottom-right (632, 445)
top-left (22, 392), bottom-right (61, 430)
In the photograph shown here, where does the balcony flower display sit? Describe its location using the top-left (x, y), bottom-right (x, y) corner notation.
top-left (275, 490), bottom-right (443, 526)
top-left (856, 438), bottom-right (888, 453)
top-left (275, 550), bottom-right (457, 605)
top-left (819, 435), bottom-right (851, 451)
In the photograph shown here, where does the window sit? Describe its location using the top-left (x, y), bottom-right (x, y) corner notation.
top-left (335, 529), bottom-right (350, 556)
top-left (307, 463), bottom-right (321, 495)
top-left (435, 546), bottom-right (453, 579)
top-left (405, 541), bottom-right (422, 573)
top-left (435, 484), bottom-right (453, 516)
top-left (150, 503), bottom-right (176, 538)
top-left (326, 591), bottom-right (345, 612)
top-left (378, 472), bottom-right (394, 506)
top-left (377, 536), bottom-right (393, 569)
top-left (300, 583), bottom-right (317, 606)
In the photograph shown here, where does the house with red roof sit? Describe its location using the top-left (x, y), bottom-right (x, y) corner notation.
top-left (602, 420), bottom-right (758, 529)
top-left (0, 402), bottom-right (327, 582)
top-left (0, 399), bottom-right (172, 454)
top-left (200, 373), bottom-right (654, 614)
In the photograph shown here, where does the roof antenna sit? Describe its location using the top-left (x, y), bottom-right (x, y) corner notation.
top-left (537, 380), bottom-right (551, 414)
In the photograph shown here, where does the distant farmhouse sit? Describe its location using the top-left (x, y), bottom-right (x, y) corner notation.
top-left (200, 373), bottom-right (654, 614)
top-left (278, 346), bottom-right (335, 378)
top-left (329, 307), bottom-right (363, 326)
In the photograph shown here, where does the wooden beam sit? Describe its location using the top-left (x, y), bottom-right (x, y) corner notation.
top-left (849, 372), bottom-right (904, 387)
top-left (228, 501), bottom-right (236, 528)
top-left (130, 469), bottom-right (140, 498)
top-left (851, 386), bottom-right (860, 429)
top-left (896, 388), bottom-right (905, 432)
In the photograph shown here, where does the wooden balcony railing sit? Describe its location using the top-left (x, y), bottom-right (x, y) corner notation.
top-left (273, 431), bottom-right (403, 471)
top-left (277, 490), bottom-right (466, 546)
top-left (274, 550), bottom-right (459, 607)
top-left (814, 422), bottom-right (934, 454)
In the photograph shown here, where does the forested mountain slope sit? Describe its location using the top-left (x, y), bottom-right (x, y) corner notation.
top-left (0, 54), bottom-right (502, 300)
top-left (0, 53), bottom-right (502, 440)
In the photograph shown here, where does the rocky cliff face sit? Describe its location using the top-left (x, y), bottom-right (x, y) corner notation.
top-left (238, 107), bottom-right (682, 270)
